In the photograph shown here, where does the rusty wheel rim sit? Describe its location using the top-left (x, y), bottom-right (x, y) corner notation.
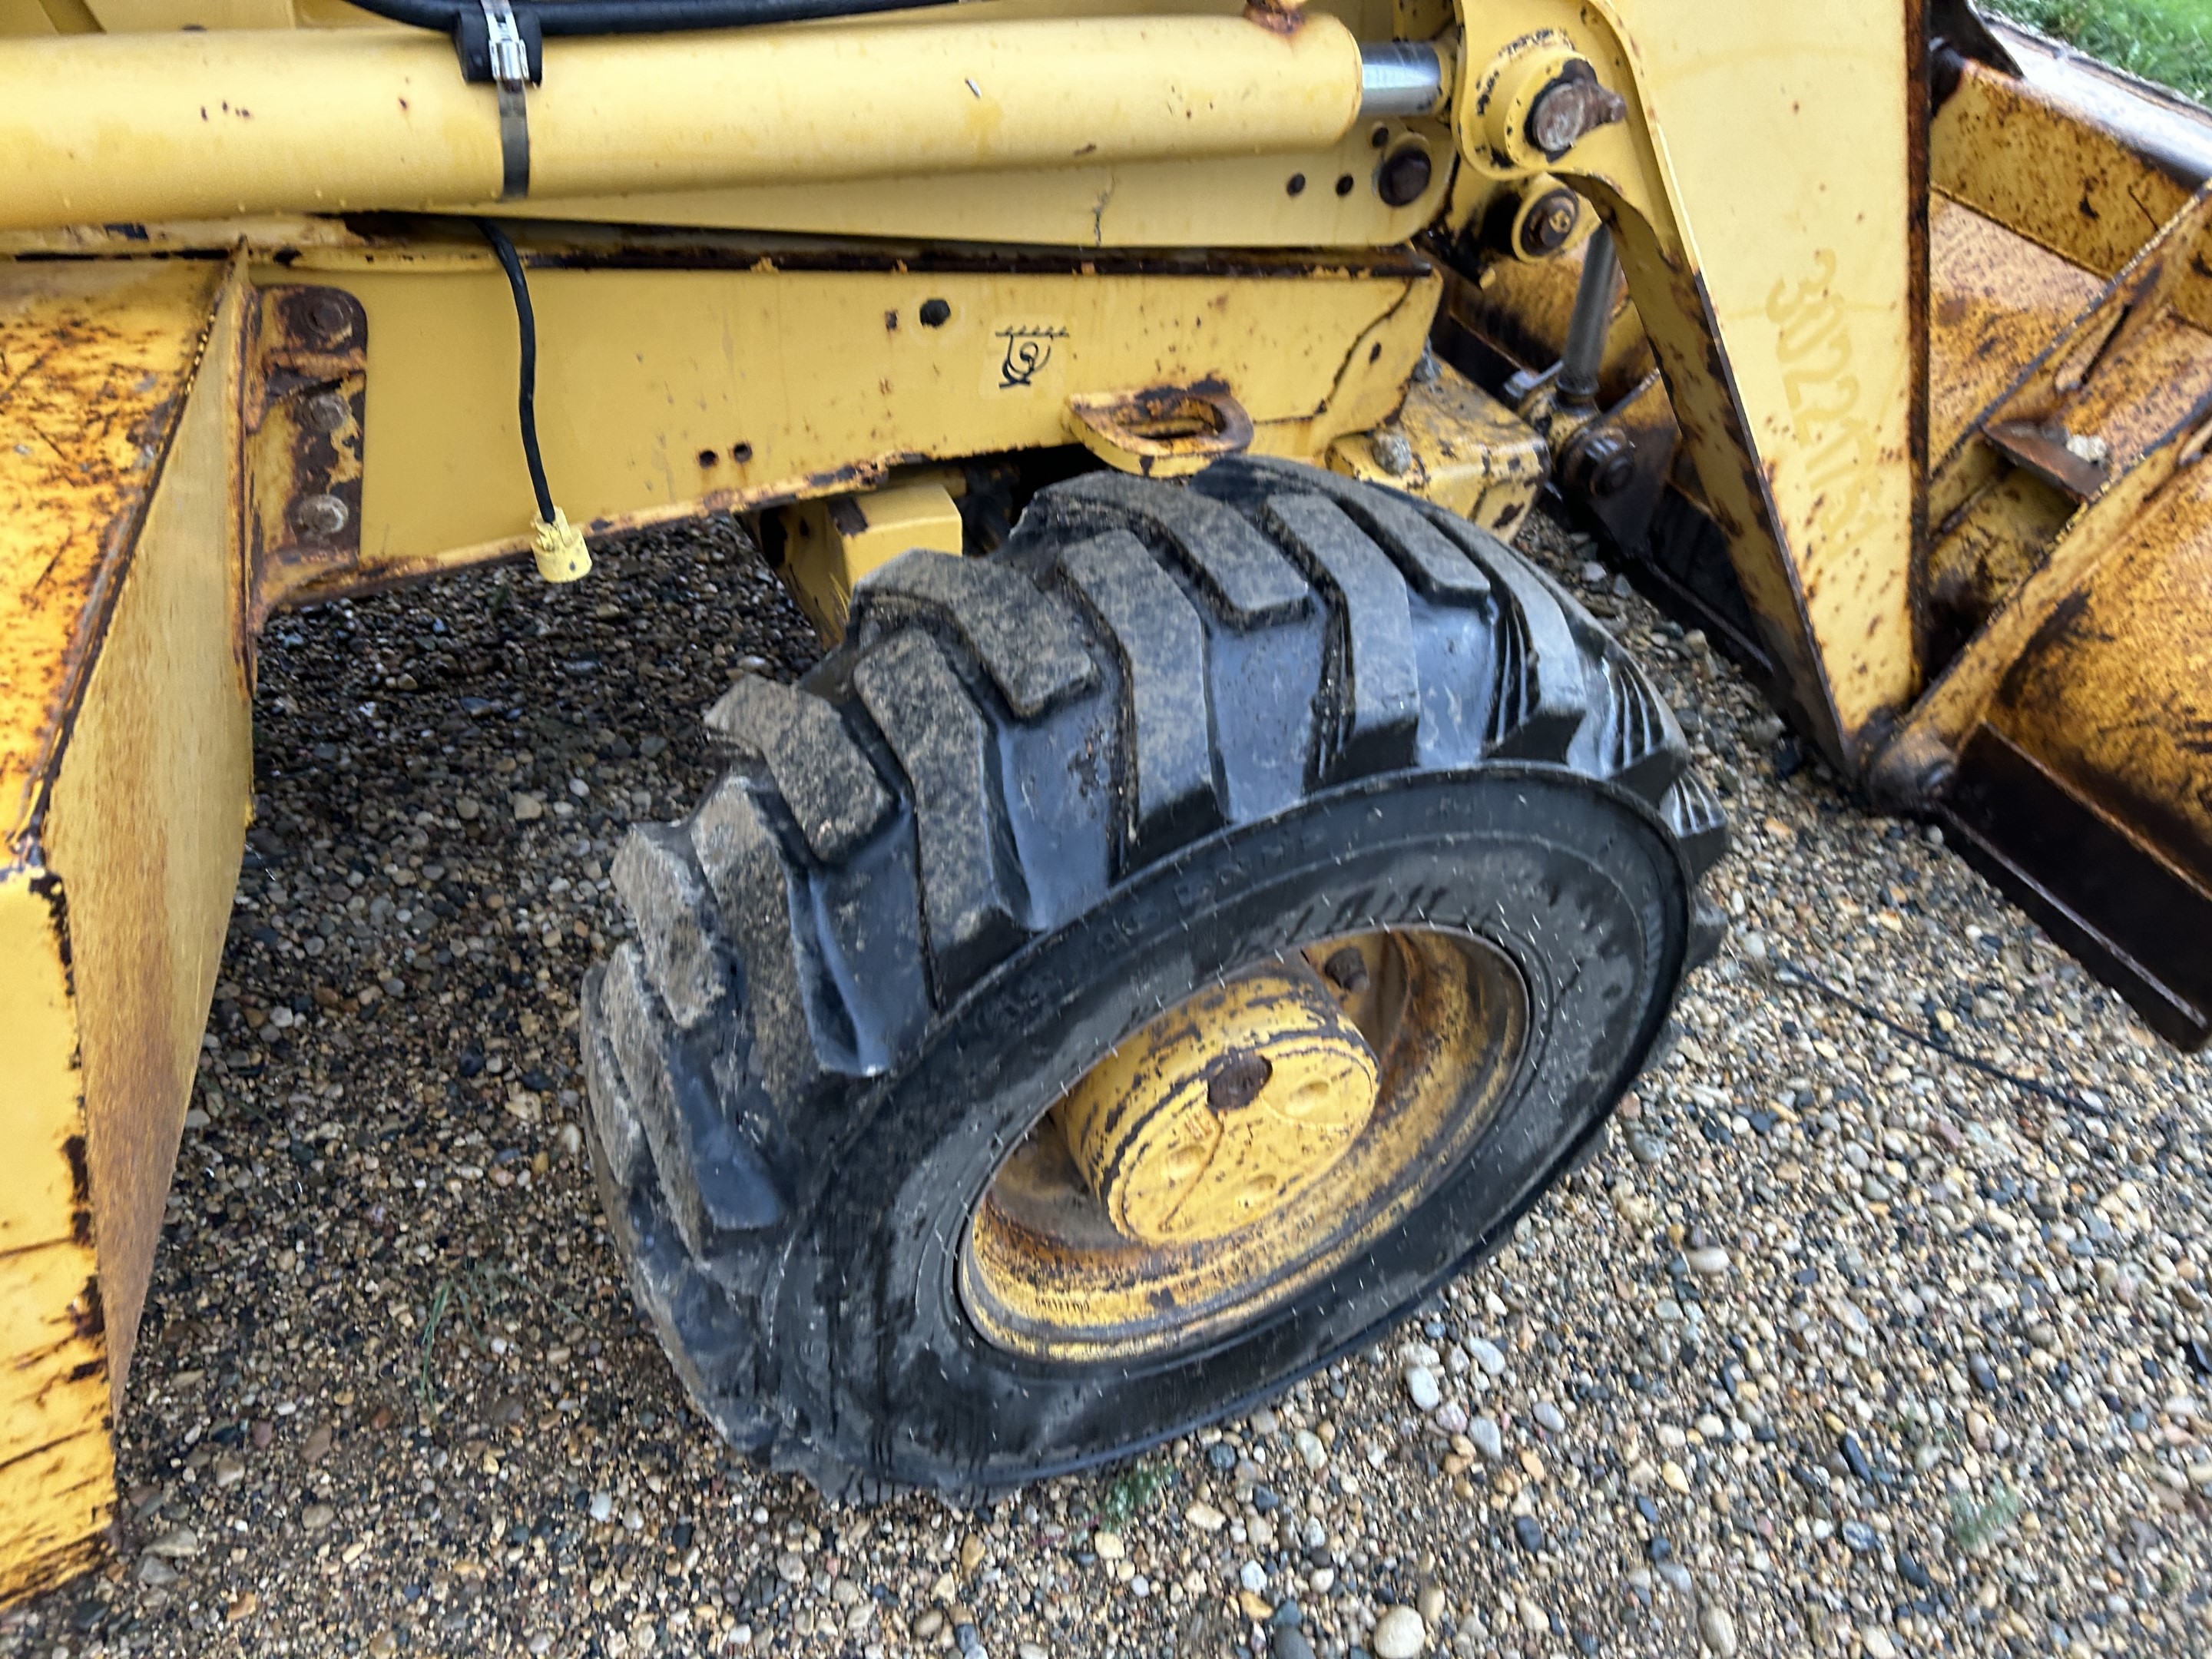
top-left (958, 929), bottom-right (1530, 1363)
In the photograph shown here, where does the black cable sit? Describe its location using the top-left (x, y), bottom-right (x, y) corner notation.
top-left (475, 218), bottom-right (556, 526)
top-left (356, 0), bottom-right (945, 38)
top-left (1769, 954), bottom-right (2103, 1117)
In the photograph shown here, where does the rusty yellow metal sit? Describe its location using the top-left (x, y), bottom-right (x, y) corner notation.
top-left (0, 255), bottom-right (250, 1598)
top-left (1328, 360), bottom-right (1547, 529)
top-left (1987, 456), bottom-right (2212, 886)
top-left (0, 880), bottom-right (114, 1604)
top-left (770, 478), bottom-right (965, 643)
top-left (45, 263), bottom-right (257, 1397)
top-left (1051, 962), bottom-right (1379, 1246)
top-left (0, 11), bottom-right (1369, 232)
top-left (1442, 0), bottom-right (1922, 762)
top-left (243, 285), bottom-right (370, 628)
top-left (961, 930), bottom-right (1527, 1362)
top-left (253, 243), bottom-right (1436, 596)
top-left (1876, 396), bottom-right (2212, 803)
top-left (1065, 384), bottom-right (1258, 478)
top-left (0, 261), bottom-right (223, 827)
top-left (1933, 56), bottom-right (2195, 281)
top-left (1874, 179), bottom-right (2212, 799)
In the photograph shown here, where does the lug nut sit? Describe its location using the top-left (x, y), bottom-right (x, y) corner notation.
top-left (1207, 1052), bottom-right (1273, 1115)
top-left (290, 492), bottom-right (350, 539)
top-left (1321, 945), bottom-right (1370, 993)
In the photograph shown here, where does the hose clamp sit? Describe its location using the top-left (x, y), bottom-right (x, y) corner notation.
top-left (479, 0), bottom-right (531, 198)
top-left (482, 0), bottom-right (530, 85)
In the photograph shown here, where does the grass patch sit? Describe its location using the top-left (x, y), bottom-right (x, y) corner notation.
top-left (1988, 0), bottom-right (2212, 104)
top-left (1098, 1460), bottom-right (1170, 1528)
top-left (1949, 1482), bottom-right (2026, 1555)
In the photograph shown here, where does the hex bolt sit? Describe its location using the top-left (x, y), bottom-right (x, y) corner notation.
top-left (290, 492), bottom-right (351, 539)
top-left (1372, 430), bottom-right (1415, 476)
top-left (306, 293), bottom-right (354, 343)
top-left (1206, 1052), bottom-right (1273, 1115)
top-left (1376, 143), bottom-right (1432, 207)
top-left (1562, 426), bottom-right (1637, 498)
top-left (1518, 187), bottom-right (1582, 258)
top-left (302, 392), bottom-right (351, 434)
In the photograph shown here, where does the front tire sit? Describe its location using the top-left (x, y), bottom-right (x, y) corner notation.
top-left (581, 457), bottom-right (1726, 1496)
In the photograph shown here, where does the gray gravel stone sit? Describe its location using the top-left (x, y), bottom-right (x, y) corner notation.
top-left (1371, 1604), bottom-right (1426, 1658)
top-left (1697, 1601), bottom-right (1737, 1656)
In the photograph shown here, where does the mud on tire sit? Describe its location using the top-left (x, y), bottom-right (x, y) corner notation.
top-left (581, 456), bottom-right (1726, 1497)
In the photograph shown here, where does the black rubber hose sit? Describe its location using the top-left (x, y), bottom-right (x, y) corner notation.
top-left (475, 219), bottom-right (557, 525)
top-left (352, 0), bottom-right (946, 37)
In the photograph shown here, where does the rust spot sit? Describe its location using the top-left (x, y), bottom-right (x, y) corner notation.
top-left (61, 1134), bottom-right (91, 1211)
top-left (69, 1276), bottom-right (104, 1343)
top-left (244, 286), bottom-right (368, 637)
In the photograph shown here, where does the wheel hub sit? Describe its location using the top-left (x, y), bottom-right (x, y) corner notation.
top-left (1053, 962), bottom-right (1379, 1245)
top-left (959, 929), bottom-right (1530, 1363)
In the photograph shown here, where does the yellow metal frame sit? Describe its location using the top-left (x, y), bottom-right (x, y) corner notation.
top-left (0, 257), bottom-right (253, 1599)
top-left (2, 0), bottom-right (2209, 1599)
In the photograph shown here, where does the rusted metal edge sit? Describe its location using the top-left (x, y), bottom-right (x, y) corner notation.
top-left (48, 214), bottom-right (1429, 284)
top-left (276, 455), bottom-right (912, 610)
top-left (3, 271), bottom-right (234, 864)
top-left (1939, 724), bottom-right (2212, 1048)
top-left (1672, 261), bottom-right (1855, 764)
top-left (1989, 18), bottom-right (2212, 188)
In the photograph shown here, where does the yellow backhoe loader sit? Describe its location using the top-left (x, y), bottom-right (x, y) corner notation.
top-left (1, 0), bottom-right (2207, 1601)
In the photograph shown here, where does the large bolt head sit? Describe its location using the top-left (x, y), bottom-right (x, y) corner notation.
top-left (1518, 187), bottom-right (1582, 258)
top-left (1376, 142), bottom-right (1433, 207)
top-left (1526, 61), bottom-right (1629, 159)
top-left (302, 392), bottom-right (351, 434)
top-left (290, 492), bottom-right (350, 540)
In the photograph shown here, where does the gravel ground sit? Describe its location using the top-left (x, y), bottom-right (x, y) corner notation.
top-left (11, 502), bottom-right (2212, 1659)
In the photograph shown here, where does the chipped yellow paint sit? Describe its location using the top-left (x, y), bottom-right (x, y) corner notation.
top-left (1452, 0), bottom-right (1922, 760)
top-left (0, 12), bottom-right (1369, 231)
top-left (962, 930), bottom-right (1528, 1362)
top-left (46, 263), bottom-right (255, 1398)
top-left (0, 260), bottom-right (226, 845)
top-left (0, 876), bottom-right (113, 1603)
top-left (1329, 359), bottom-right (1547, 528)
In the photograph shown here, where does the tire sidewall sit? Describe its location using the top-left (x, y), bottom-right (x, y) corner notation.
top-left (768, 766), bottom-right (1687, 1488)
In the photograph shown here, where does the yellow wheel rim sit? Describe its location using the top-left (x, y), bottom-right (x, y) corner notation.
top-left (959, 929), bottom-right (1529, 1363)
